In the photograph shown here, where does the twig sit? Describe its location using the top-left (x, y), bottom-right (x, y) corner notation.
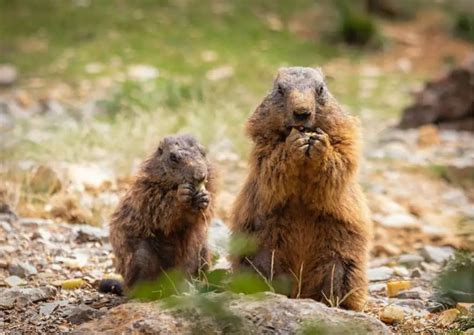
top-left (244, 257), bottom-right (275, 292)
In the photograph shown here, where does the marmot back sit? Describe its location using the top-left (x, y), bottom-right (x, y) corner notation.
top-left (107, 134), bottom-right (216, 292)
top-left (231, 67), bottom-right (372, 311)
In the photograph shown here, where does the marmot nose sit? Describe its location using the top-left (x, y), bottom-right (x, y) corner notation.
top-left (293, 108), bottom-right (311, 121)
top-left (194, 170), bottom-right (206, 182)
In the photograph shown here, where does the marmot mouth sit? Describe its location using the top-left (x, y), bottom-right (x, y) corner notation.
top-left (286, 125), bottom-right (321, 134)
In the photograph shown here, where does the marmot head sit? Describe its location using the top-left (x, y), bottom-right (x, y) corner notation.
top-left (142, 134), bottom-right (209, 188)
top-left (247, 67), bottom-right (343, 143)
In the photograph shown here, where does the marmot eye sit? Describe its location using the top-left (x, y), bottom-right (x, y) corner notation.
top-left (169, 153), bottom-right (180, 163)
top-left (277, 84), bottom-right (285, 96)
top-left (316, 85), bottom-right (324, 96)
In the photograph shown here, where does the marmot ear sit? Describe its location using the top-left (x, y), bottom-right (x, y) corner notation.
top-left (197, 144), bottom-right (207, 156)
top-left (275, 67), bottom-right (288, 81)
top-left (156, 146), bottom-right (164, 156)
top-left (314, 67), bottom-right (325, 79)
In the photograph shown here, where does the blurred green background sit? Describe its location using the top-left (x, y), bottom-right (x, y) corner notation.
top-left (0, 0), bottom-right (473, 170)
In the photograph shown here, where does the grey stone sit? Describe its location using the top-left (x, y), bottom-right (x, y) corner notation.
top-left (410, 268), bottom-right (422, 278)
top-left (368, 266), bottom-right (394, 282)
top-left (0, 220), bottom-right (12, 232)
top-left (64, 304), bottom-right (105, 325)
top-left (19, 218), bottom-right (54, 227)
top-left (369, 283), bottom-right (386, 294)
top-left (420, 246), bottom-right (454, 264)
top-left (374, 213), bottom-right (419, 229)
top-left (392, 298), bottom-right (426, 309)
top-left (398, 254), bottom-right (424, 268)
top-left (9, 262), bottom-right (38, 278)
top-left (5, 275), bottom-right (27, 287)
top-left (73, 292), bottom-right (390, 334)
top-left (74, 225), bottom-right (108, 243)
top-left (0, 287), bottom-right (56, 309)
top-left (40, 300), bottom-right (69, 316)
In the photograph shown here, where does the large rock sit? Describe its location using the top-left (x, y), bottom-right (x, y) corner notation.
top-left (73, 292), bottom-right (390, 334)
top-left (0, 286), bottom-right (56, 309)
top-left (399, 59), bottom-right (474, 131)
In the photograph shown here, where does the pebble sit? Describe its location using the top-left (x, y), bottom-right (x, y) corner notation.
top-left (64, 304), bottom-right (105, 325)
top-left (369, 283), bottom-right (386, 294)
top-left (410, 268), bottom-right (422, 278)
top-left (0, 286), bottom-right (56, 309)
top-left (437, 308), bottom-right (460, 326)
top-left (5, 275), bottom-right (27, 287)
top-left (368, 266), bottom-right (394, 282)
top-left (398, 254), bottom-right (424, 268)
top-left (0, 220), bottom-right (12, 232)
top-left (20, 218), bottom-right (54, 226)
top-left (9, 262), bottom-right (38, 278)
top-left (40, 300), bottom-right (69, 316)
top-left (420, 246), bottom-right (454, 264)
top-left (374, 213), bottom-right (420, 229)
top-left (379, 305), bottom-right (405, 324)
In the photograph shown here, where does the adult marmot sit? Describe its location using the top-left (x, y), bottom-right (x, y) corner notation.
top-left (231, 67), bottom-right (372, 311)
top-left (107, 134), bottom-right (216, 292)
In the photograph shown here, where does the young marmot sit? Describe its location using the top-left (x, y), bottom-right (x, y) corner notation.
top-left (231, 67), bottom-right (372, 311)
top-left (107, 134), bottom-right (216, 292)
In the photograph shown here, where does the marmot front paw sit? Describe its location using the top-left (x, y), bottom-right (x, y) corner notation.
top-left (193, 190), bottom-right (210, 210)
top-left (177, 183), bottom-right (195, 204)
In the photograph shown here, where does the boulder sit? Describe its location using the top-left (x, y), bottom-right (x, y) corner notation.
top-left (73, 292), bottom-right (391, 334)
top-left (399, 59), bottom-right (474, 131)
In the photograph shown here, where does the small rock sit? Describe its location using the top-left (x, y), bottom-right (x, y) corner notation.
top-left (393, 266), bottom-right (409, 277)
top-left (61, 278), bottom-right (86, 290)
top-left (0, 286), bottom-right (56, 309)
top-left (20, 218), bottom-right (53, 226)
top-left (9, 262), bottom-right (38, 278)
top-left (64, 304), bottom-right (105, 325)
top-left (5, 275), bottom-right (27, 287)
top-left (420, 245), bottom-right (454, 264)
top-left (410, 268), bottom-right (422, 278)
top-left (29, 165), bottom-right (62, 194)
top-left (374, 213), bottom-right (419, 228)
top-left (0, 64), bottom-right (18, 86)
top-left (0, 220), bottom-right (12, 232)
top-left (40, 300), bottom-right (68, 316)
top-left (387, 280), bottom-right (411, 298)
top-left (368, 267), bottom-right (394, 282)
top-left (379, 305), bottom-right (405, 324)
top-left (369, 283), bottom-right (386, 294)
top-left (74, 225), bottom-right (108, 243)
top-left (437, 308), bottom-right (460, 326)
top-left (395, 287), bottom-right (429, 300)
top-left (392, 299), bottom-right (426, 309)
top-left (398, 254), bottom-right (424, 268)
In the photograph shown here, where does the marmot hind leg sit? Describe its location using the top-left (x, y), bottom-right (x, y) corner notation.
top-left (124, 240), bottom-right (163, 289)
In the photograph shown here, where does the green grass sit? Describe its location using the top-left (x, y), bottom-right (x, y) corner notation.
top-left (0, 0), bottom-right (421, 172)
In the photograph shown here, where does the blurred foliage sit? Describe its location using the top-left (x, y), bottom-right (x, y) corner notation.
top-left (435, 250), bottom-right (474, 303)
top-left (335, 0), bottom-right (379, 46)
top-left (229, 232), bottom-right (259, 257)
top-left (454, 13), bottom-right (474, 42)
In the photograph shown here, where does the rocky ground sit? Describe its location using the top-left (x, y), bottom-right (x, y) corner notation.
top-left (1, 119), bottom-right (473, 333)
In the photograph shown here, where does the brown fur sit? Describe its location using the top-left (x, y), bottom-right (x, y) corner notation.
top-left (109, 134), bottom-right (216, 290)
top-left (231, 67), bottom-right (372, 311)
